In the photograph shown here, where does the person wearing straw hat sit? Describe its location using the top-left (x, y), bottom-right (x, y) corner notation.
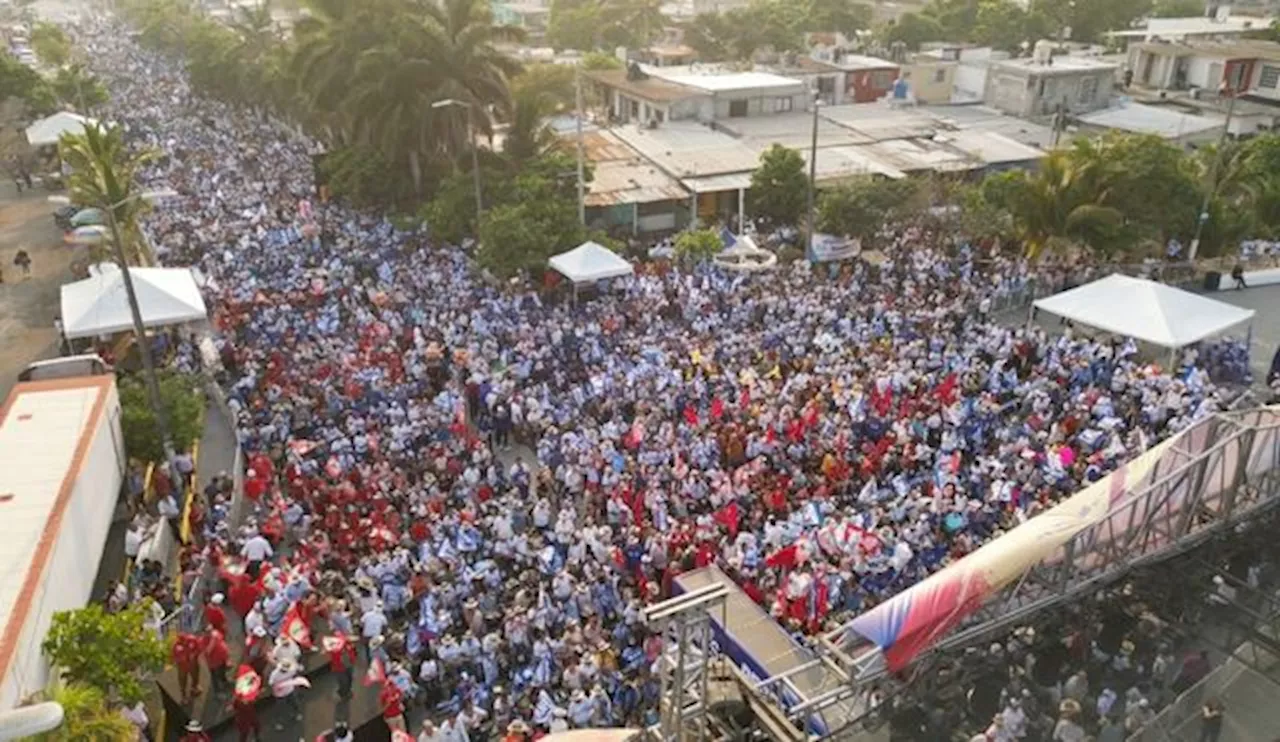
top-left (180, 720), bottom-right (211, 742)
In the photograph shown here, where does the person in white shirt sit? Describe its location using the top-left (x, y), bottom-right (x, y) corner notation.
top-left (157, 493), bottom-right (181, 541)
top-left (241, 533), bottom-right (273, 576)
top-left (361, 602), bottom-right (388, 662)
top-left (124, 517), bottom-right (145, 560)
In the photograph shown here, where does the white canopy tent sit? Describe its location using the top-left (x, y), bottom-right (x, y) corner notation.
top-left (60, 267), bottom-right (208, 340)
top-left (25, 112), bottom-right (98, 146)
top-left (548, 241), bottom-right (634, 284)
top-left (1032, 274), bottom-right (1255, 349)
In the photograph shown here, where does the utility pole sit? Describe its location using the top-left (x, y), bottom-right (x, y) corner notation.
top-left (575, 64), bottom-right (586, 226)
top-left (1189, 73), bottom-right (1241, 263)
top-left (805, 94), bottom-right (821, 258)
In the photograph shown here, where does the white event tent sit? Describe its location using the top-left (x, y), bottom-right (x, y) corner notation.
top-left (1032, 274), bottom-right (1255, 349)
top-left (548, 241), bottom-right (634, 284)
top-left (60, 267), bottom-right (208, 340)
top-left (25, 112), bottom-right (98, 146)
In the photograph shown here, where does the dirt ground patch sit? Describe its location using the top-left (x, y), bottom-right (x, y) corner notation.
top-left (0, 183), bottom-right (82, 400)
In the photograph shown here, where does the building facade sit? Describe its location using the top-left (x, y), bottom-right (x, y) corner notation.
top-left (983, 55), bottom-right (1117, 117)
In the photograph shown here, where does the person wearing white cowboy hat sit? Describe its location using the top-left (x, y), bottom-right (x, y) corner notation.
top-left (179, 719), bottom-right (210, 742)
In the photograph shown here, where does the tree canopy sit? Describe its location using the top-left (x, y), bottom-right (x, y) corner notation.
top-left (120, 371), bottom-right (205, 464)
top-left (42, 603), bottom-right (168, 705)
top-left (749, 144), bottom-right (808, 228)
top-left (119, 0), bottom-right (524, 203)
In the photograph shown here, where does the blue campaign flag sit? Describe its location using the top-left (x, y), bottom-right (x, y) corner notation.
top-left (719, 227), bottom-right (737, 249)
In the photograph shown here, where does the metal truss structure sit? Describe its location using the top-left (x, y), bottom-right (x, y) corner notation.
top-left (740, 407), bottom-right (1280, 740)
top-left (645, 582), bottom-right (729, 742)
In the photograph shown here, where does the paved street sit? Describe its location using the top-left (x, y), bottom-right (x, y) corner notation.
top-left (1213, 285), bottom-right (1280, 385)
top-left (0, 183), bottom-right (78, 400)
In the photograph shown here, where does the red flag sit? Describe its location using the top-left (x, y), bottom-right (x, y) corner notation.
top-left (710, 398), bottom-right (724, 421)
top-left (362, 656), bottom-right (386, 687)
top-left (766, 544), bottom-right (800, 570)
top-left (282, 603), bottom-right (312, 649)
top-left (713, 501), bottom-right (740, 538)
top-left (233, 664), bottom-right (262, 702)
top-left (683, 405), bottom-right (699, 426)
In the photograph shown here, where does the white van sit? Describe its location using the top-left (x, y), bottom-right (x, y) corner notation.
top-left (18, 354), bottom-right (114, 383)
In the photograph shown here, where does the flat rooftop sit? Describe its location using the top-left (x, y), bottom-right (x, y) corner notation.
top-left (828, 54), bottom-right (900, 71)
top-left (994, 56), bottom-right (1118, 73)
top-left (646, 67), bottom-right (805, 93)
top-left (0, 377), bottom-right (114, 690)
top-left (586, 69), bottom-right (703, 103)
top-left (1077, 101), bottom-right (1224, 138)
top-left (1131, 39), bottom-right (1280, 62)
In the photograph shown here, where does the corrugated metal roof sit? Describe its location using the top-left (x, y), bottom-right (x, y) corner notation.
top-left (943, 130), bottom-right (1046, 165)
top-left (587, 158), bottom-right (689, 206)
top-left (613, 123), bottom-right (761, 178)
top-left (721, 113), bottom-right (873, 149)
top-left (857, 137), bottom-right (978, 173)
top-left (579, 130), bottom-right (639, 162)
top-left (818, 105), bottom-right (943, 142)
top-left (806, 146), bottom-right (907, 182)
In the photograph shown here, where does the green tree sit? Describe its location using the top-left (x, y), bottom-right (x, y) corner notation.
top-left (476, 151), bottom-right (589, 277)
top-left (321, 145), bottom-right (416, 209)
top-left (882, 12), bottom-right (944, 51)
top-left (504, 89), bottom-right (560, 164)
top-left (800, 0), bottom-right (871, 36)
top-left (50, 63), bottom-right (109, 113)
top-left (580, 51), bottom-right (624, 70)
top-left (683, 13), bottom-right (732, 60)
top-left (0, 53), bottom-right (57, 114)
top-left (58, 122), bottom-right (159, 264)
top-left (30, 22), bottom-right (71, 66)
top-left (42, 603), bottom-right (168, 705)
top-left (120, 371), bottom-right (204, 465)
top-left (817, 176), bottom-right (924, 242)
top-left (511, 63), bottom-right (577, 111)
top-left (1150, 0), bottom-right (1203, 16)
top-left (674, 228), bottom-right (724, 263)
top-left (30, 681), bottom-right (137, 742)
top-left (749, 144), bottom-right (808, 227)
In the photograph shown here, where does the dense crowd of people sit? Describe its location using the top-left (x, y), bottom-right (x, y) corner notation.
top-left (67, 14), bottom-right (1259, 741)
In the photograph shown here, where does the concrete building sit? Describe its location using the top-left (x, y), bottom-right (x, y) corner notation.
top-left (984, 51), bottom-right (1117, 117)
top-left (900, 49), bottom-right (961, 104)
top-left (1125, 39), bottom-right (1280, 99)
top-left (764, 55), bottom-right (847, 105)
top-left (589, 65), bottom-right (810, 125)
top-left (825, 53), bottom-right (901, 103)
top-left (1108, 11), bottom-right (1275, 47)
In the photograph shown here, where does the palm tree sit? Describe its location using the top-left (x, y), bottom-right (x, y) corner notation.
top-left (503, 89), bottom-right (559, 164)
top-left (999, 145), bottom-right (1126, 257)
top-left (30, 682), bottom-right (135, 742)
top-left (58, 123), bottom-right (159, 264)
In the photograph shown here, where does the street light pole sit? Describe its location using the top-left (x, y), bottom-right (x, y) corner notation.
top-left (103, 197), bottom-right (182, 498)
top-left (806, 95), bottom-right (821, 258)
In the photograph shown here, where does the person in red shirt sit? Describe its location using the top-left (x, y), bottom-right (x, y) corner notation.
top-left (180, 720), bottom-right (211, 742)
top-left (379, 682), bottom-right (406, 732)
top-left (232, 696), bottom-right (261, 742)
top-left (203, 629), bottom-right (231, 698)
top-left (173, 633), bottom-right (203, 703)
top-left (323, 633), bottom-right (357, 701)
top-left (204, 594), bottom-right (228, 635)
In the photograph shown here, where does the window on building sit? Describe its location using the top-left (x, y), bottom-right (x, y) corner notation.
top-left (774, 96), bottom-right (794, 113)
top-left (934, 68), bottom-right (947, 83)
top-left (1261, 65), bottom-right (1280, 89)
top-left (728, 99), bottom-right (748, 117)
top-left (870, 70), bottom-right (895, 89)
top-left (1078, 75), bottom-right (1099, 104)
